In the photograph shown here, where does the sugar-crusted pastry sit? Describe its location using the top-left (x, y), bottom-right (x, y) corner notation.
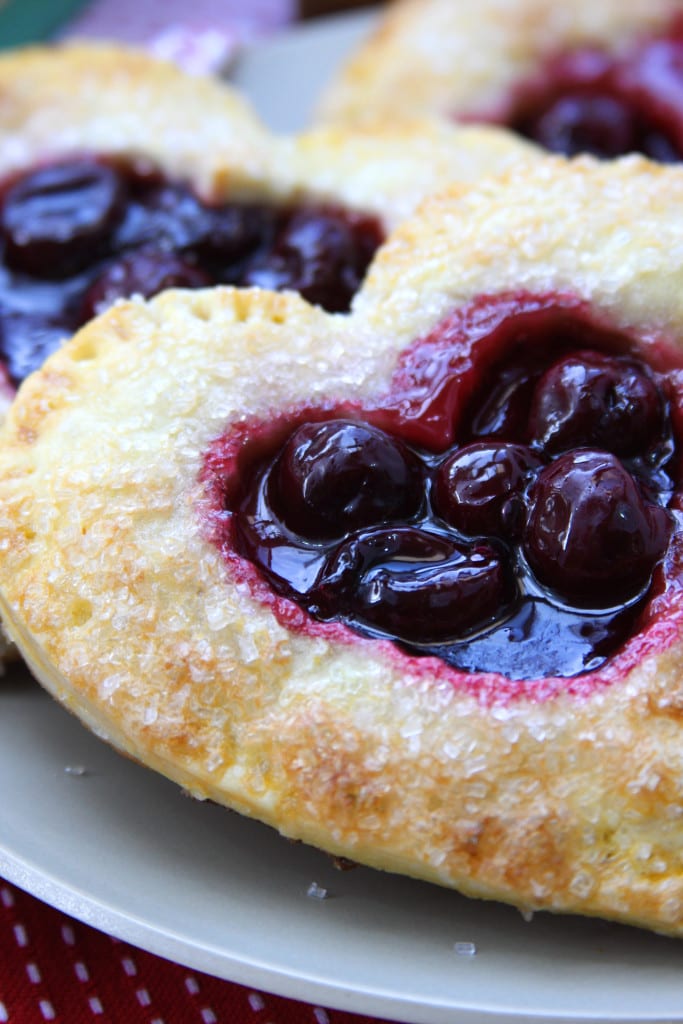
top-left (319, 0), bottom-right (683, 161)
top-left (2, 154), bottom-right (683, 935)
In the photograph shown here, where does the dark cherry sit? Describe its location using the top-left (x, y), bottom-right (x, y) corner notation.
top-left (271, 419), bottom-right (424, 541)
top-left (111, 182), bottom-right (205, 253)
top-left (81, 251), bottom-right (212, 319)
top-left (516, 92), bottom-right (644, 159)
top-left (1, 159), bottom-right (124, 278)
top-left (192, 204), bottom-right (278, 278)
top-left (314, 527), bottom-right (511, 644)
top-left (528, 350), bottom-right (662, 457)
top-left (242, 208), bottom-right (382, 313)
top-left (434, 441), bottom-right (543, 538)
top-left (524, 449), bottom-right (672, 605)
top-left (111, 183), bottom-right (276, 268)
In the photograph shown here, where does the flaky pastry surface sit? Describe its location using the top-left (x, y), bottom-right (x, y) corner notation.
top-left (318, 0), bottom-right (683, 127)
top-left (2, 156), bottom-right (683, 935)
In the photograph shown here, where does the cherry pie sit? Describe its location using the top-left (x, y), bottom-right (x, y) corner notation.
top-left (320, 0), bottom-right (683, 162)
top-left (1, 154), bottom-right (683, 935)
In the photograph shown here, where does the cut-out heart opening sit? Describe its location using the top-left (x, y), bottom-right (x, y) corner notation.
top-left (201, 293), bottom-right (683, 698)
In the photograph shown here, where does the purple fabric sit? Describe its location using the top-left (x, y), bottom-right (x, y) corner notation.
top-left (61, 0), bottom-right (296, 72)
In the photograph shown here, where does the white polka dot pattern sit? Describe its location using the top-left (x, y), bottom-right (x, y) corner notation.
top-left (0, 877), bottom-right (393, 1023)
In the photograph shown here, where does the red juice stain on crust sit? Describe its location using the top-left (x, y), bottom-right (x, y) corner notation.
top-left (366, 292), bottom-right (638, 449)
top-left (199, 292), bottom-right (683, 705)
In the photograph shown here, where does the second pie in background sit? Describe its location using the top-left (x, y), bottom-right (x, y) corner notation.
top-left (0, 42), bottom-right (534, 401)
top-left (318, 0), bottom-right (683, 161)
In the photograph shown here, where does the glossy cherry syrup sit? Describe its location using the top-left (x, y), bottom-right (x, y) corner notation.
top-left (491, 23), bottom-right (683, 159)
top-left (203, 294), bottom-right (683, 688)
top-left (0, 157), bottom-right (383, 385)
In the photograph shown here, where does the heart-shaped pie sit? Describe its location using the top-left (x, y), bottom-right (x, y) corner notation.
top-left (0, 41), bottom-right (532, 398)
top-left (319, 0), bottom-right (683, 162)
top-left (1, 153), bottom-right (683, 935)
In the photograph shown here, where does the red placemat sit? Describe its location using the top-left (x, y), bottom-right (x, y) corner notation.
top-left (0, 877), bottom-right (396, 1024)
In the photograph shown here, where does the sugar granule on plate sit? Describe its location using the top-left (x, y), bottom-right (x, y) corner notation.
top-left (453, 941), bottom-right (477, 957)
top-left (306, 882), bottom-right (329, 901)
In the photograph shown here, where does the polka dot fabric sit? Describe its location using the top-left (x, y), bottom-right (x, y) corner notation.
top-left (0, 879), bottom-right (392, 1024)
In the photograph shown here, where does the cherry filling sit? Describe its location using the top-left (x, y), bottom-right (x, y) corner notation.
top-left (497, 25), bottom-right (683, 159)
top-left (524, 450), bottom-right (671, 605)
top-left (208, 296), bottom-right (682, 683)
top-left (271, 420), bottom-right (425, 540)
top-left (0, 157), bottom-right (383, 385)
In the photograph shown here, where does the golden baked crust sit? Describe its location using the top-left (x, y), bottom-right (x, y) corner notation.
top-left (318, 0), bottom-right (683, 126)
top-left (2, 154), bottom-right (683, 935)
